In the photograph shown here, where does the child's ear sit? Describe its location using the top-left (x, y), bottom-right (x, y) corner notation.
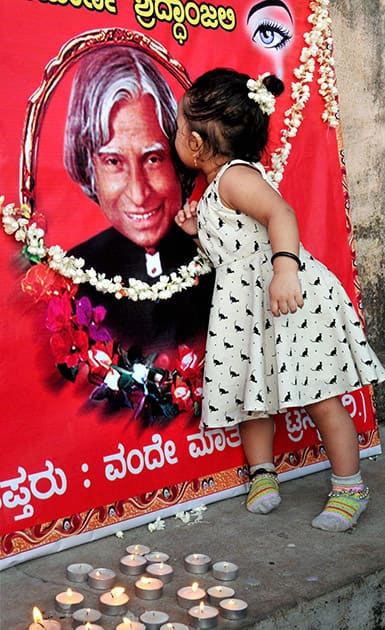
top-left (190, 130), bottom-right (204, 153)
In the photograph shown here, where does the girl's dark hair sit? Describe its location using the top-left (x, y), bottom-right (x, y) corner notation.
top-left (183, 68), bottom-right (284, 162)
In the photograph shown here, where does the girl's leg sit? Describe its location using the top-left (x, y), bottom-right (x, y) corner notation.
top-left (305, 396), bottom-right (369, 531)
top-left (239, 417), bottom-right (281, 514)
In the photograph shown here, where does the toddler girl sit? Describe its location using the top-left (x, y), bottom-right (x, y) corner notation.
top-left (174, 68), bottom-right (385, 531)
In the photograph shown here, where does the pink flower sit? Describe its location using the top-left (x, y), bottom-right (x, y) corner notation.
top-left (46, 293), bottom-right (73, 332)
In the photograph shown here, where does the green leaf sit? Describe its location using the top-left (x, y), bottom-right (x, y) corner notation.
top-left (57, 363), bottom-right (78, 382)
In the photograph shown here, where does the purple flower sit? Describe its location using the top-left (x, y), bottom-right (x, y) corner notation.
top-left (75, 296), bottom-right (111, 342)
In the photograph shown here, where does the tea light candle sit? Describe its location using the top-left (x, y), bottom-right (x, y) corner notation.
top-left (126, 544), bottom-right (151, 555)
top-left (219, 598), bottom-right (248, 620)
top-left (146, 561), bottom-right (174, 583)
top-left (29, 607), bottom-right (62, 630)
top-left (135, 576), bottom-right (164, 600)
top-left (99, 587), bottom-right (129, 616)
top-left (72, 607), bottom-right (102, 626)
top-left (206, 585), bottom-right (235, 605)
top-left (88, 568), bottom-right (116, 590)
top-left (212, 561), bottom-right (239, 581)
top-left (55, 588), bottom-right (84, 614)
top-left (184, 553), bottom-right (212, 574)
top-left (120, 553), bottom-right (147, 576)
top-left (139, 610), bottom-right (169, 630)
top-left (160, 624), bottom-right (189, 630)
top-left (176, 582), bottom-right (206, 608)
top-left (115, 618), bottom-right (145, 630)
top-left (76, 625), bottom-right (104, 630)
top-left (66, 563), bottom-right (94, 583)
top-left (188, 603), bottom-right (219, 629)
top-left (144, 551), bottom-right (170, 564)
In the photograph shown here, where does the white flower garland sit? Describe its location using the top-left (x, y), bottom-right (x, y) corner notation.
top-left (1, 199), bottom-right (212, 302)
top-left (270, 0), bottom-right (340, 186)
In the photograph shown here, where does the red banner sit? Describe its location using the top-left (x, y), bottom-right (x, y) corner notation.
top-left (0, 0), bottom-right (380, 567)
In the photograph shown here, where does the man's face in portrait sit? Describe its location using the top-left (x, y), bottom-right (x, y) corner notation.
top-left (93, 94), bottom-right (182, 249)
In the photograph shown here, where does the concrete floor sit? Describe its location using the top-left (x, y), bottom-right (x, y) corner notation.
top-left (1, 433), bottom-right (385, 630)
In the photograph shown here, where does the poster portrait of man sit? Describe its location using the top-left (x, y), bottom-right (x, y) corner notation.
top-left (62, 45), bottom-right (213, 349)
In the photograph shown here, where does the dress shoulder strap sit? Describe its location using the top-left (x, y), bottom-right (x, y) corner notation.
top-left (218, 159), bottom-right (279, 192)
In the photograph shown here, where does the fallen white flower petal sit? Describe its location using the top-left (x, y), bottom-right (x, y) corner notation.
top-left (148, 517), bottom-right (166, 532)
top-left (190, 504), bottom-right (207, 515)
top-left (115, 531), bottom-right (124, 539)
top-left (175, 511), bottom-right (191, 524)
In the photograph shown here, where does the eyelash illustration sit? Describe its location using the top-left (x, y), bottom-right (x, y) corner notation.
top-left (251, 18), bottom-right (293, 50)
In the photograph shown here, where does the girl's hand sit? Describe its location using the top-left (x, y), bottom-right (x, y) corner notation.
top-left (269, 271), bottom-right (304, 317)
top-left (175, 200), bottom-right (199, 236)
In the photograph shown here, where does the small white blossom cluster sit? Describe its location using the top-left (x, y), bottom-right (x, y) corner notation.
top-left (247, 74), bottom-right (276, 115)
top-left (148, 517), bottom-right (166, 532)
top-left (1, 197), bottom-right (212, 303)
top-left (175, 504), bottom-right (207, 525)
top-left (146, 505), bottom-right (208, 532)
top-left (270, 0), bottom-right (340, 186)
top-left (1, 200), bottom-right (46, 258)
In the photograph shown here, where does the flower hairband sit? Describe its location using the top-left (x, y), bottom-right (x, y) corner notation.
top-left (247, 73), bottom-right (276, 115)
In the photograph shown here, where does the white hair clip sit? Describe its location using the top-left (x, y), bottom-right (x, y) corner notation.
top-left (247, 73), bottom-right (276, 115)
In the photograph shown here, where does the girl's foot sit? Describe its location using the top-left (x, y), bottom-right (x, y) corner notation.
top-left (312, 486), bottom-right (370, 532)
top-left (246, 469), bottom-right (281, 514)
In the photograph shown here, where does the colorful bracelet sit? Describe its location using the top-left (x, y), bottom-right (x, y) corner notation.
top-left (271, 251), bottom-right (301, 268)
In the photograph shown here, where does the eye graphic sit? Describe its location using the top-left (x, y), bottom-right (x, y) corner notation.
top-left (246, 1), bottom-right (294, 56)
top-left (251, 18), bottom-right (292, 50)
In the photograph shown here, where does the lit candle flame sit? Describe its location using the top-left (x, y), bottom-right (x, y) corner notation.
top-left (95, 570), bottom-right (101, 577)
top-left (32, 607), bottom-right (43, 623)
top-left (192, 582), bottom-right (199, 592)
top-left (85, 624), bottom-right (92, 630)
top-left (66, 588), bottom-right (73, 598)
top-left (141, 577), bottom-right (151, 585)
top-left (122, 619), bottom-right (132, 627)
top-left (199, 601), bottom-right (205, 613)
top-left (111, 586), bottom-right (125, 598)
top-left (159, 561), bottom-right (164, 569)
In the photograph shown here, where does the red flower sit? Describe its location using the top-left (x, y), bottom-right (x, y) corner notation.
top-left (87, 342), bottom-right (114, 384)
top-left (191, 383), bottom-right (203, 402)
top-left (21, 263), bottom-right (77, 302)
top-left (175, 345), bottom-right (200, 378)
top-left (171, 376), bottom-right (193, 411)
top-left (50, 328), bottom-right (89, 368)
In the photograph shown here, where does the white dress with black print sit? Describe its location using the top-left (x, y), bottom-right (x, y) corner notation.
top-left (197, 160), bottom-right (385, 428)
